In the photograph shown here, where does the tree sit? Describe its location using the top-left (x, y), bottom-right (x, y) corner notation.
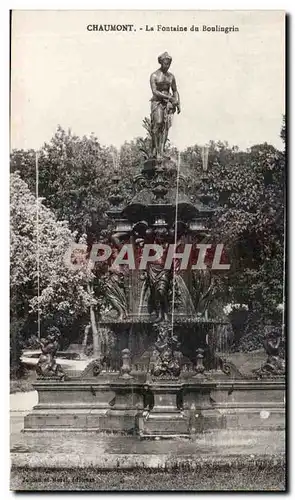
top-left (10, 172), bottom-right (97, 371)
top-left (182, 125), bottom-right (285, 348)
top-left (10, 127), bottom-right (126, 243)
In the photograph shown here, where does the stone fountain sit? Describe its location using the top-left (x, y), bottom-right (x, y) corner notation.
top-left (24, 52), bottom-right (285, 438)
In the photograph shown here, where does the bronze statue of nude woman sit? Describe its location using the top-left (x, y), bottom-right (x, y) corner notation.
top-left (150, 52), bottom-right (181, 160)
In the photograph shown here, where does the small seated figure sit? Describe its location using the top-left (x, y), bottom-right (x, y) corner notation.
top-left (36, 327), bottom-right (65, 379)
top-left (254, 326), bottom-right (285, 378)
top-left (263, 328), bottom-right (285, 374)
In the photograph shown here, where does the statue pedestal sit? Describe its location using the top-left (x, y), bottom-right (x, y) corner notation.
top-left (182, 377), bottom-right (226, 433)
top-left (138, 381), bottom-right (189, 438)
top-left (99, 381), bottom-right (145, 434)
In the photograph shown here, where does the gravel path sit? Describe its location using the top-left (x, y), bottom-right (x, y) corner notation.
top-left (10, 391), bottom-right (37, 412)
top-left (10, 390), bottom-right (285, 491)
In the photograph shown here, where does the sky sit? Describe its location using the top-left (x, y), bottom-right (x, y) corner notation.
top-left (10, 10), bottom-right (285, 152)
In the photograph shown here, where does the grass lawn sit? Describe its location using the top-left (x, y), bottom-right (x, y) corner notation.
top-left (10, 370), bottom-right (36, 394)
top-left (11, 464), bottom-right (286, 491)
top-left (226, 349), bottom-right (266, 374)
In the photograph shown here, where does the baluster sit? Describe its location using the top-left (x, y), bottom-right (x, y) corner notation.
top-left (120, 348), bottom-right (132, 378)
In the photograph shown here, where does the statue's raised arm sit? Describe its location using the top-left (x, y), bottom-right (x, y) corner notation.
top-left (150, 52), bottom-right (180, 161)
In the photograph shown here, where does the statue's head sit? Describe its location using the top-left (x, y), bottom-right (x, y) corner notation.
top-left (46, 326), bottom-right (61, 341)
top-left (158, 52), bottom-right (172, 73)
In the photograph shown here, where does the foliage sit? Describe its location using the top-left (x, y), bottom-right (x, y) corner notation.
top-left (10, 127), bottom-right (129, 243)
top-left (181, 127), bottom-right (285, 348)
top-left (10, 172), bottom-right (94, 370)
top-left (10, 317), bottom-right (25, 378)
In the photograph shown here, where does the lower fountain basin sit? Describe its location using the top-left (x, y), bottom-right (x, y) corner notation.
top-left (24, 375), bottom-right (285, 437)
